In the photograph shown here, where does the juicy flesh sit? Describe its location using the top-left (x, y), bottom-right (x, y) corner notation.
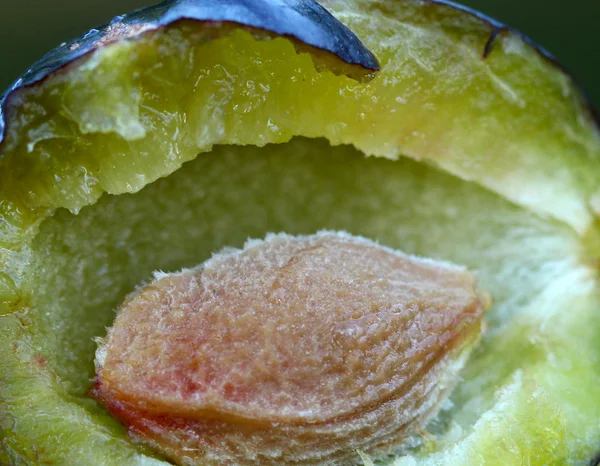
top-left (0, 0), bottom-right (599, 464)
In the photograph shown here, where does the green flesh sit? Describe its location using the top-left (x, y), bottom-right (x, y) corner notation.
top-left (3, 138), bottom-right (599, 465)
top-left (1, 0), bottom-right (600, 464)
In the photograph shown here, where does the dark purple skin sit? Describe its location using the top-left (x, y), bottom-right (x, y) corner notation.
top-left (0, 0), bottom-right (598, 148)
top-left (0, 0), bottom-right (380, 146)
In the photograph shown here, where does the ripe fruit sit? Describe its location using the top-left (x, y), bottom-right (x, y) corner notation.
top-left (1, 0), bottom-right (599, 465)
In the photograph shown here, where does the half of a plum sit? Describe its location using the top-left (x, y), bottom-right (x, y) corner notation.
top-left (0, 0), bottom-right (599, 465)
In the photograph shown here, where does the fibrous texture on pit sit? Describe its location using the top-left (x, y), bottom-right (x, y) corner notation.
top-left (92, 232), bottom-right (486, 465)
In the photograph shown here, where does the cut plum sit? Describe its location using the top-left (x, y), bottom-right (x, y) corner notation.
top-left (0, 0), bottom-right (599, 465)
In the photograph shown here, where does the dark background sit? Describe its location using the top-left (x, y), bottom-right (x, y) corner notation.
top-left (0, 0), bottom-right (598, 106)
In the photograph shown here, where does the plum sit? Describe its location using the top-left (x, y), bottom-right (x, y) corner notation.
top-left (0, 0), bottom-right (599, 465)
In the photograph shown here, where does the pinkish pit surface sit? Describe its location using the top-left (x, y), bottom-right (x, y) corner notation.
top-left (92, 231), bottom-right (486, 465)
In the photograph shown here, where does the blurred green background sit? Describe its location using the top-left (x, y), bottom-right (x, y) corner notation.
top-left (0, 0), bottom-right (598, 106)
